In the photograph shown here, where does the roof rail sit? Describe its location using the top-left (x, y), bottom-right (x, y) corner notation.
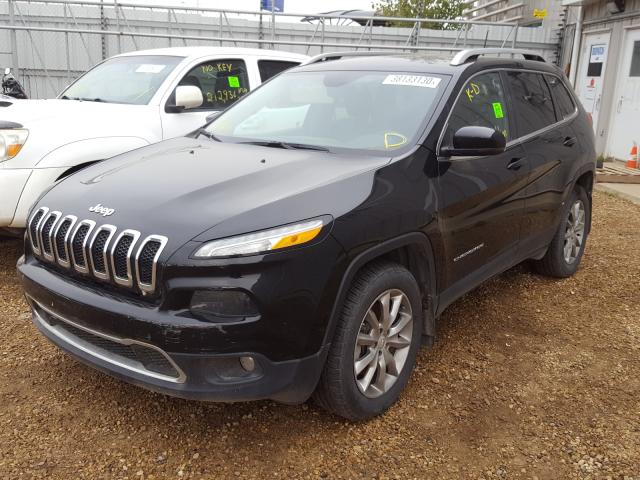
top-left (450, 48), bottom-right (546, 66)
top-left (302, 50), bottom-right (390, 66)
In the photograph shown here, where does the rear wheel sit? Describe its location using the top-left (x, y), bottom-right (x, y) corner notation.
top-left (533, 186), bottom-right (590, 278)
top-left (314, 262), bottom-right (423, 421)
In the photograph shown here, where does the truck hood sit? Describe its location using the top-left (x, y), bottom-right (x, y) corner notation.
top-left (0, 99), bottom-right (159, 168)
top-left (36, 136), bottom-right (389, 252)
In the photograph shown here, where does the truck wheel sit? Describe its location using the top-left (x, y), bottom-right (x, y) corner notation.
top-left (314, 261), bottom-right (423, 421)
top-left (533, 186), bottom-right (590, 278)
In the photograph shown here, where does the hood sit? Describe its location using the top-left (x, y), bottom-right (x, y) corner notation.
top-left (37, 137), bottom-right (390, 251)
top-left (0, 100), bottom-right (159, 168)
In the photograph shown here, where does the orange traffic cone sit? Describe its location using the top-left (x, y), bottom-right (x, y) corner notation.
top-left (626, 145), bottom-right (638, 169)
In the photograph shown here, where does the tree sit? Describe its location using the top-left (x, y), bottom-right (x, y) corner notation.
top-left (373, 0), bottom-right (466, 30)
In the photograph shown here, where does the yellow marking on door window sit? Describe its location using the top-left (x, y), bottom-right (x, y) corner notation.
top-left (384, 132), bottom-right (408, 149)
top-left (465, 82), bottom-right (481, 102)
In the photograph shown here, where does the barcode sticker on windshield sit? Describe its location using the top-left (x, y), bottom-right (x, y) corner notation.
top-left (135, 64), bottom-right (166, 74)
top-left (383, 74), bottom-right (441, 88)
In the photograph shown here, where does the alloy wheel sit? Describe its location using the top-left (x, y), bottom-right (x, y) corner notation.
top-left (353, 289), bottom-right (413, 398)
top-left (564, 199), bottom-right (586, 264)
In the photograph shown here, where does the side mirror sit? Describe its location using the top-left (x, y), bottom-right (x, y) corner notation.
top-left (4, 68), bottom-right (10, 75)
top-left (440, 126), bottom-right (506, 157)
top-left (174, 85), bottom-right (203, 111)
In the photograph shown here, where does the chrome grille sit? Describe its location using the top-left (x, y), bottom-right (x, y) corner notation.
top-left (89, 226), bottom-right (116, 280)
top-left (28, 206), bottom-right (168, 295)
top-left (28, 207), bottom-right (48, 254)
top-left (53, 215), bottom-right (77, 268)
top-left (39, 211), bottom-right (61, 261)
top-left (111, 230), bottom-right (141, 287)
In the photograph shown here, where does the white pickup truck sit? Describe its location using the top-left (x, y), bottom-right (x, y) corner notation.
top-left (0, 46), bottom-right (307, 233)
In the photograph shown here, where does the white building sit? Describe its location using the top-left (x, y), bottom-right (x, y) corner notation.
top-left (563, 0), bottom-right (640, 161)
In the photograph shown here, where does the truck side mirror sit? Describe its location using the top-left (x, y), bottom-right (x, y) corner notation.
top-left (174, 85), bottom-right (203, 111)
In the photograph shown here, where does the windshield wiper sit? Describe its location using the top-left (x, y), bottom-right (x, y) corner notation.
top-left (239, 140), bottom-right (329, 152)
top-left (198, 129), bottom-right (221, 142)
top-left (60, 95), bottom-right (105, 102)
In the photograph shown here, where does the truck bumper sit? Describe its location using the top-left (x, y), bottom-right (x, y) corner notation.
top-left (11, 167), bottom-right (68, 228)
top-left (0, 168), bottom-right (31, 226)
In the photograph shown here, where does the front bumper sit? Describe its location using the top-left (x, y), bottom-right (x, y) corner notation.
top-left (0, 167), bottom-right (67, 228)
top-left (0, 168), bottom-right (31, 226)
top-left (19, 257), bottom-right (335, 404)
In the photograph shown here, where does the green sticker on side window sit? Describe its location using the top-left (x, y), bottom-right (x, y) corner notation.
top-left (492, 102), bottom-right (504, 119)
top-left (228, 76), bottom-right (240, 88)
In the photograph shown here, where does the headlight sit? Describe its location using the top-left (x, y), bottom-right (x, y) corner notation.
top-left (0, 129), bottom-right (29, 162)
top-left (194, 218), bottom-right (326, 258)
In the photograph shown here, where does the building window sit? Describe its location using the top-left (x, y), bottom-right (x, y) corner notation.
top-left (630, 41), bottom-right (640, 77)
top-left (587, 45), bottom-right (606, 77)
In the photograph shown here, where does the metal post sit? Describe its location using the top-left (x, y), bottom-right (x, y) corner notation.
top-left (114, 0), bottom-right (121, 53)
top-left (321, 18), bottom-right (325, 54)
top-left (219, 12), bottom-right (223, 47)
top-left (8, 0), bottom-right (19, 73)
top-left (100, 0), bottom-right (107, 60)
top-left (271, 1), bottom-right (275, 49)
top-left (511, 25), bottom-right (519, 48)
top-left (64, 4), bottom-right (71, 83)
top-left (569, 6), bottom-right (583, 87)
top-left (258, 13), bottom-right (263, 49)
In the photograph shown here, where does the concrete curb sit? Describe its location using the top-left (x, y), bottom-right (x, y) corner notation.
top-left (595, 183), bottom-right (640, 206)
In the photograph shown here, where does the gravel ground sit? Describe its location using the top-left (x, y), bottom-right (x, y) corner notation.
top-left (1, 191), bottom-right (639, 480)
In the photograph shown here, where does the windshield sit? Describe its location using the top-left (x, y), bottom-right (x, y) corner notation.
top-left (61, 55), bottom-right (183, 105)
top-left (205, 70), bottom-right (447, 152)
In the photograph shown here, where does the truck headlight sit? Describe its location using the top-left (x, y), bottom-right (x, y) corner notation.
top-left (0, 129), bottom-right (29, 162)
top-left (194, 218), bottom-right (326, 258)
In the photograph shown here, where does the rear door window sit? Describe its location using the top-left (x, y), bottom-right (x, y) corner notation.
top-left (258, 60), bottom-right (300, 82)
top-left (505, 71), bottom-right (557, 137)
top-left (545, 75), bottom-right (576, 119)
top-left (178, 59), bottom-right (250, 110)
top-left (443, 71), bottom-right (510, 147)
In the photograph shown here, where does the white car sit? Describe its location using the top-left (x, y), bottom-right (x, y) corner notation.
top-left (0, 47), bottom-right (307, 233)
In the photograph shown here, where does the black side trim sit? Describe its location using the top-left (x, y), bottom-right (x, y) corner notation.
top-left (324, 232), bottom-right (438, 348)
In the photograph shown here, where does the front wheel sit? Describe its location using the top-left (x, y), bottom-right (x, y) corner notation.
top-left (313, 262), bottom-right (423, 421)
top-left (533, 185), bottom-right (590, 278)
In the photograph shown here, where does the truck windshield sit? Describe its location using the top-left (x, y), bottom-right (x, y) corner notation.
top-left (60, 55), bottom-right (183, 105)
top-left (205, 70), bottom-right (446, 153)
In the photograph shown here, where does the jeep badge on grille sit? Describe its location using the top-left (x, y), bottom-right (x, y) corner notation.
top-left (89, 203), bottom-right (115, 217)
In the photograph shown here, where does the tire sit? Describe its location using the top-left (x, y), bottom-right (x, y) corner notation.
top-left (313, 261), bottom-right (423, 421)
top-left (533, 185), bottom-right (590, 278)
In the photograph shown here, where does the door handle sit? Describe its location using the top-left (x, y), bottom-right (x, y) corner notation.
top-left (507, 157), bottom-right (525, 170)
top-left (617, 96), bottom-right (624, 113)
top-left (563, 136), bottom-right (577, 147)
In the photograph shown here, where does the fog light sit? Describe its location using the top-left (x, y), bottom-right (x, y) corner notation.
top-left (240, 356), bottom-right (255, 372)
top-left (190, 289), bottom-right (259, 322)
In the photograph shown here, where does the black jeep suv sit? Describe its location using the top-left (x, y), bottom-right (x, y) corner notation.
top-left (18, 49), bottom-right (595, 420)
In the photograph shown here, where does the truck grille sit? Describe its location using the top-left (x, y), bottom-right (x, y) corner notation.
top-left (28, 206), bottom-right (168, 295)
